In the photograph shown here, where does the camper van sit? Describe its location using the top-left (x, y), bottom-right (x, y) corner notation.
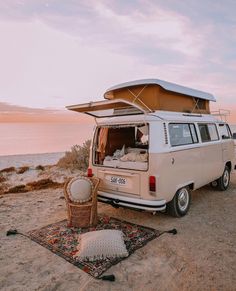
top-left (67, 79), bottom-right (235, 217)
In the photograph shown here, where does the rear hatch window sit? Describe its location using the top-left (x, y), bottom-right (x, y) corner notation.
top-left (67, 99), bottom-right (148, 118)
top-left (93, 123), bottom-right (149, 171)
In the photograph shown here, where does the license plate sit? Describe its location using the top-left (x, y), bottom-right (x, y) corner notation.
top-left (110, 176), bottom-right (126, 185)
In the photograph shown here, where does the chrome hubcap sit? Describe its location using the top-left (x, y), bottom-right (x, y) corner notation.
top-left (178, 188), bottom-right (189, 212)
top-left (223, 170), bottom-right (229, 187)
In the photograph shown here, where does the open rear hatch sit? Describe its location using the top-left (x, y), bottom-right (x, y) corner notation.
top-left (93, 123), bottom-right (149, 196)
top-left (67, 99), bottom-right (150, 197)
top-left (66, 99), bottom-right (150, 118)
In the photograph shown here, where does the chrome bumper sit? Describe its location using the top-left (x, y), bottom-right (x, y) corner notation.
top-left (98, 190), bottom-right (166, 211)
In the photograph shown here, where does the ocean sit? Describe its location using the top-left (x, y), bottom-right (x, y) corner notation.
top-left (0, 123), bottom-right (94, 156)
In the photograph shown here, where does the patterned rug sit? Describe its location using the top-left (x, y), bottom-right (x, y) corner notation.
top-left (28, 216), bottom-right (161, 279)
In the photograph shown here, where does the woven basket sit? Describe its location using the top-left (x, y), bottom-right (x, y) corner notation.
top-left (64, 176), bottom-right (100, 228)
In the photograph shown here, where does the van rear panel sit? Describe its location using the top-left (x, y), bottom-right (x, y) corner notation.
top-left (97, 168), bottom-right (141, 196)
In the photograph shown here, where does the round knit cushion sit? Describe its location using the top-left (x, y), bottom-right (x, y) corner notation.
top-left (67, 176), bottom-right (93, 203)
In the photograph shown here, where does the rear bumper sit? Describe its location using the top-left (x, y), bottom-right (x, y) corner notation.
top-left (98, 190), bottom-right (166, 211)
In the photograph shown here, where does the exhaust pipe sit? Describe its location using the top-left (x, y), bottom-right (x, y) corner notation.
top-left (108, 200), bottom-right (120, 208)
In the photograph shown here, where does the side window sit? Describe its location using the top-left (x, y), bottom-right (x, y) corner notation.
top-left (189, 124), bottom-right (198, 143)
top-left (198, 124), bottom-right (210, 142)
top-left (208, 124), bottom-right (219, 141)
top-left (169, 123), bottom-right (198, 146)
top-left (226, 125), bottom-right (233, 138)
top-left (198, 123), bottom-right (219, 142)
top-left (219, 124), bottom-right (232, 139)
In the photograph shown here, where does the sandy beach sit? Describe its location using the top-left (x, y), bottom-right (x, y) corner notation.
top-left (0, 154), bottom-right (236, 291)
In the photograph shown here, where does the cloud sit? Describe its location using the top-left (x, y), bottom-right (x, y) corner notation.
top-left (0, 102), bottom-right (92, 123)
top-left (0, 0), bottom-right (235, 123)
top-left (0, 1), bottom-right (209, 58)
top-left (0, 102), bottom-right (37, 113)
top-left (92, 1), bottom-right (207, 58)
top-left (0, 1), bottom-right (234, 64)
top-left (0, 19), bottom-right (143, 107)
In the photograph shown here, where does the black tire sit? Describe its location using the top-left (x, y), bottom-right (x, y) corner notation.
top-left (166, 187), bottom-right (191, 217)
top-left (217, 166), bottom-right (230, 191)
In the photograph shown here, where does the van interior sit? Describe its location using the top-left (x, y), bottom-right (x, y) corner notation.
top-left (93, 124), bottom-right (149, 170)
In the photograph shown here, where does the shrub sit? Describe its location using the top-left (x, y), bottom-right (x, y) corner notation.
top-left (57, 140), bottom-right (91, 171)
top-left (17, 166), bottom-right (30, 174)
top-left (36, 165), bottom-right (45, 171)
top-left (0, 167), bottom-right (16, 173)
top-left (6, 184), bottom-right (28, 193)
top-left (0, 174), bottom-right (6, 183)
top-left (0, 183), bottom-right (8, 194)
top-left (26, 178), bottom-right (62, 190)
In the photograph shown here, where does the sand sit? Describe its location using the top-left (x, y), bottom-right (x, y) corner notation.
top-left (0, 158), bottom-right (236, 290)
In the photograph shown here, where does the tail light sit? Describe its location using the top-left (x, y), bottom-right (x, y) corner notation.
top-left (87, 168), bottom-right (93, 177)
top-left (149, 176), bottom-right (156, 192)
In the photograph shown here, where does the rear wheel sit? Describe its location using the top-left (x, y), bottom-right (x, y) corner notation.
top-left (217, 166), bottom-right (230, 191)
top-left (167, 187), bottom-right (191, 217)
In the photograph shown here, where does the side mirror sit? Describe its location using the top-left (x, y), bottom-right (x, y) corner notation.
top-left (233, 133), bottom-right (236, 139)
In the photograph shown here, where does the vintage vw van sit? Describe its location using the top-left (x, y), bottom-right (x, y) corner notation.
top-left (67, 79), bottom-right (235, 217)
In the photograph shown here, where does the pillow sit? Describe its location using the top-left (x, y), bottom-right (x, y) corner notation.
top-left (113, 145), bottom-right (125, 159)
top-left (67, 176), bottom-right (93, 203)
top-left (74, 229), bottom-right (129, 261)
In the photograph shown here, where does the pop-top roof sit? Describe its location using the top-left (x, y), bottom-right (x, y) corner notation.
top-left (104, 78), bottom-right (216, 102)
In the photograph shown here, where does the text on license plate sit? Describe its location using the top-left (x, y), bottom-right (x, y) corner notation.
top-left (110, 176), bottom-right (126, 185)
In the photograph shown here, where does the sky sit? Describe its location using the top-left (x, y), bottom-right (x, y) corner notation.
top-left (0, 0), bottom-right (236, 122)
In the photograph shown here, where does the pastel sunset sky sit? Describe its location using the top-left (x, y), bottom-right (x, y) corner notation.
top-left (0, 0), bottom-right (236, 122)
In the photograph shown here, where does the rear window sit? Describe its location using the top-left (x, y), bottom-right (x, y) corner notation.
top-left (169, 123), bottom-right (198, 146)
top-left (198, 123), bottom-right (219, 142)
top-left (93, 124), bottom-right (149, 170)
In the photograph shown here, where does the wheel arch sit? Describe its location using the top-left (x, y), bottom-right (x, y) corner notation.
top-left (175, 181), bottom-right (194, 193)
top-left (167, 183), bottom-right (192, 217)
top-left (225, 161), bottom-right (232, 172)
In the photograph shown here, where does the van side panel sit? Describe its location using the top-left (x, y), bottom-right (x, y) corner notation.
top-left (221, 139), bottom-right (235, 165)
top-left (199, 143), bottom-right (224, 184)
top-left (149, 150), bottom-right (202, 202)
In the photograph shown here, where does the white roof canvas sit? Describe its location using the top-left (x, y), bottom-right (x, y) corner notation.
top-left (104, 78), bottom-right (216, 102)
